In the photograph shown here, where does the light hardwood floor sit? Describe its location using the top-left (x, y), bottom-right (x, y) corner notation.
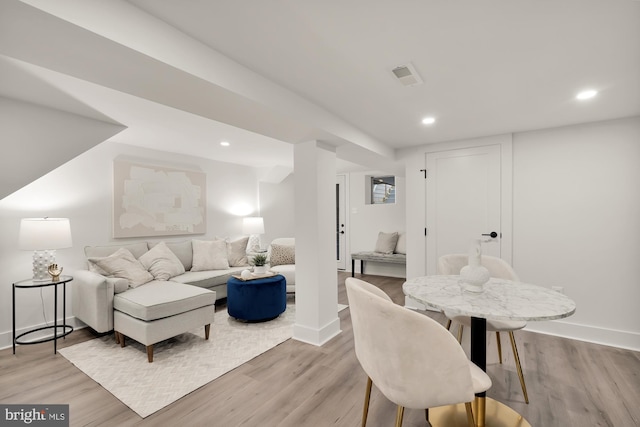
top-left (1, 273), bottom-right (639, 426)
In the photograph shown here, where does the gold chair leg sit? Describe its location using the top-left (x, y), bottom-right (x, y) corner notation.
top-left (361, 376), bottom-right (372, 427)
top-left (394, 406), bottom-right (405, 427)
top-left (496, 331), bottom-right (503, 364)
top-left (457, 325), bottom-right (464, 344)
top-left (508, 331), bottom-right (529, 404)
top-left (446, 319), bottom-right (452, 330)
top-left (464, 402), bottom-right (475, 427)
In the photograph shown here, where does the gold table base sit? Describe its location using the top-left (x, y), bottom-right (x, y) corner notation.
top-left (429, 398), bottom-right (531, 427)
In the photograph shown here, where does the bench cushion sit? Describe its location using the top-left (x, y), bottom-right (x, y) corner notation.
top-left (351, 251), bottom-right (407, 264)
top-left (114, 281), bottom-right (216, 321)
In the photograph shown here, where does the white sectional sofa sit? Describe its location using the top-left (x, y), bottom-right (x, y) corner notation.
top-left (266, 237), bottom-right (296, 293)
top-left (73, 239), bottom-right (249, 334)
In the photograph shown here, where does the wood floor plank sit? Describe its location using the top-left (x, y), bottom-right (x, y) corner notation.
top-left (1, 272), bottom-right (639, 427)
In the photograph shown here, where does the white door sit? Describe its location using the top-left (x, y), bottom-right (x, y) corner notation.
top-left (425, 145), bottom-right (502, 275)
top-left (336, 175), bottom-right (347, 270)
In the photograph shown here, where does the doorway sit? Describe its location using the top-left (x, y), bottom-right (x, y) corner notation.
top-left (336, 175), bottom-right (347, 270)
top-left (425, 145), bottom-right (503, 274)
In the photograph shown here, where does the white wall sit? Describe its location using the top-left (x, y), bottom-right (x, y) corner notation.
top-left (348, 171), bottom-right (406, 277)
top-left (259, 174), bottom-right (296, 245)
top-left (512, 117), bottom-right (640, 350)
top-left (0, 141), bottom-right (261, 349)
top-left (402, 116), bottom-right (640, 350)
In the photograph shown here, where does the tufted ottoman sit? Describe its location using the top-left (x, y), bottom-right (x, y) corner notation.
top-left (113, 281), bottom-right (216, 362)
top-left (227, 274), bottom-right (286, 322)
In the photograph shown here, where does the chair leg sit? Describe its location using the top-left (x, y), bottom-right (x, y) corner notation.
top-left (361, 376), bottom-right (372, 427)
top-left (464, 402), bottom-right (475, 427)
top-left (445, 319), bottom-right (452, 330)
top-left (457, 325), bottom-right (464, 344)
top-left (205, 324), bottom-right (211, 340)
top-left (146, 345), bottom-right (154, 363)
top-left (508, 331), bottom-right (529, 404)
top-left (496, 331), bottom-right (503, 364)
top-left (394, 406), bottom-right (405, 427)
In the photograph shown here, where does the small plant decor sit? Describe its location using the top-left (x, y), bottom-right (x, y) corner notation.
top-left (252, 253), bottom-right (268, 266)
top-left (252, 253), bottom-right (269, 274)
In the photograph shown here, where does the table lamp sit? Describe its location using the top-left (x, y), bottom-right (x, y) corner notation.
top-left (19, 218), bottom-right (72, 281)
top-left (242, 216), bottom-right (265, 252)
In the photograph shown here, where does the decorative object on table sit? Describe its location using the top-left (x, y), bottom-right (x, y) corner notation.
top-left (459, 239), bottom-right (490, 292)
top-left (47, 263), bottom-right (63, 281)
top-left (19, 217), bottom-right (73, 281)
top-left (242, 216), bottom-right (265, 252)
top-left (240, 269), bottom-right (252, 280)
top-left (251, 253), bottom-right (268, 274)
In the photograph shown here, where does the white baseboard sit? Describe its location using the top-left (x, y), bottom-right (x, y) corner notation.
top-left (404, 299), bottom-right (640, 352)
top-left (525, 320), bottom-right (640, 352)
top-left (293, 317), bottom-right (341, 346)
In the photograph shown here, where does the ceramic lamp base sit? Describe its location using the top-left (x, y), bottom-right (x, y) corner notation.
top-left (32, 249), bottom-right (56, 282)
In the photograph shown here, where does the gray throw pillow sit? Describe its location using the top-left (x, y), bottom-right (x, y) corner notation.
top-left (374, 231), bottom-right (399, 254)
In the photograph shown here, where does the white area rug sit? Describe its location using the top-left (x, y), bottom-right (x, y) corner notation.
top-left (59, 302), bottom-right (348, 418)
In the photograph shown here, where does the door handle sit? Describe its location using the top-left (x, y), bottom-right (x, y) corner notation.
top-left (482, 231), bottom-right (498, 238)
top-left (340, 231), bottom-right (345, 234)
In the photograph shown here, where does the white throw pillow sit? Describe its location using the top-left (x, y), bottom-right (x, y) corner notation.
top-left (270, 244), bottom-right (295, 267)
top-left (374, 231), bottom-right (399, 254)
top-left (226, 236), bottom-right (249, 267)
top-left (191, 239), bottom-right (230, 271)
top-left (139, 241), bottom-right (186, 280)
top-left (394, 233), bottom-right (407, 254)
top-left (94, 248), bottom-right (154, 288)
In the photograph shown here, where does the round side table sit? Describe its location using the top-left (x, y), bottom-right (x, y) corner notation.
top-left (13, 275), bottom-right (74, 354)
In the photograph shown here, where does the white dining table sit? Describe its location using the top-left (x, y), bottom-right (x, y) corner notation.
top-left (403, 275), bottom-right (576, 427)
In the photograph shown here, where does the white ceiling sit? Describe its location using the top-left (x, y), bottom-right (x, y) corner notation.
top-left (6, 0), bottom-right (640, 173)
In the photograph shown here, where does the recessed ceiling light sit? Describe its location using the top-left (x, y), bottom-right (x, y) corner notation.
top-left (421, 117), bottom-right (436, 125)
top-left (220, 141), bottom-right (230, 147)
top-left (576, 90), bottom-right (598, 100)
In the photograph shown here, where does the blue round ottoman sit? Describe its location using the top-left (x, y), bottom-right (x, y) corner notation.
top-left (227, 274), bottom-right (286, 322)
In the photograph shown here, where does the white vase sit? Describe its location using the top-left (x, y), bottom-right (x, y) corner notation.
top-left (253, 266), bottom-right (267, 274)
top-left (460, 239), bottom-right (490, 292)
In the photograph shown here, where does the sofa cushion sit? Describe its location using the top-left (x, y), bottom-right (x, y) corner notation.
top-left (269, 264), bottom-right (295, 287)
top-left (191, 239), bottom-right (230, 271)
top-left (139, 241), bottom-right (186, 280)
top-left (171, 267), bottom-right (246, 288)
top-left (114, 281), bottom-right (216, 321)
top-left (93, 248), bottom-right (154, 288)
top-left (85, 242), bottom-right (150, 276)
top-left (374, 231), bottom-right (399, 254)
top-left (149, 240), bottom-right (193, 271)
top-left (270, 244), bottom-right (295, 267)
top-left (225, 236), bottom-right (250, 267)
top-left (85, 242), bottom-right (149, 259)
top-left (394, 232), bottom-right (407, 255)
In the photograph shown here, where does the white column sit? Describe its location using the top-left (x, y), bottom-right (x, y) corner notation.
top-left (292, 140), bottom-right (341, 345)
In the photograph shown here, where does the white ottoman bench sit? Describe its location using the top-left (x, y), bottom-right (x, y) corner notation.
top-left (113, 281), bottom-right (216, 362)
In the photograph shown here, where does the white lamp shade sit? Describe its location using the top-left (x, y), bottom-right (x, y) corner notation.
top-left (19, 218), bottom-right (72, 250)
top-left (242, 217), bottom-right (265, 235)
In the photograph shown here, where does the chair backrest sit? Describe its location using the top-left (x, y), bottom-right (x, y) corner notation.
top-left (437, 254), bottom-right (519, 281)
top-left (345, 278), bottom-right (475, 409)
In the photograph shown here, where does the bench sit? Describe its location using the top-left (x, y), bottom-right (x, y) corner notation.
top-left (351, 252), bottom-right (407, 277)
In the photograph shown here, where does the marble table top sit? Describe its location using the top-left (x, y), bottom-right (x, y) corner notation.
top-left (403, 275), bottom-right (576, 322)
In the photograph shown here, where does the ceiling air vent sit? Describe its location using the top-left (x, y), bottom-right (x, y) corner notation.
top-left (391, 62), bottom-right (423, 87)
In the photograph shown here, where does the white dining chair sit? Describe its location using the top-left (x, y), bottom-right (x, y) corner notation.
top-left (346, 277), bottom-right (491, 427)
top-left (438, 254), bottom-right (529, 404)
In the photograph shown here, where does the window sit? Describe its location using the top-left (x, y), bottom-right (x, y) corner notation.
top-left (370, 176), bottom-right (395, 204)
